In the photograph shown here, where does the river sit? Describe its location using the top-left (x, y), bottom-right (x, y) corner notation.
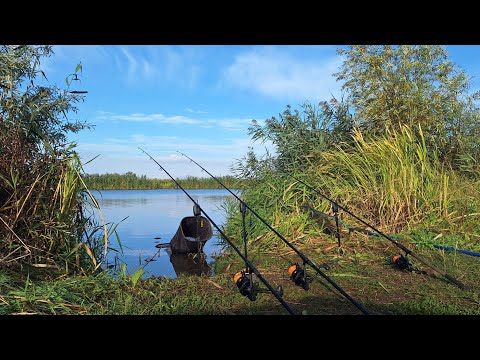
top-left (92, 189), bottom-right (236, 279)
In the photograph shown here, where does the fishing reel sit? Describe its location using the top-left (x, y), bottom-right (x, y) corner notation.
top-left (393, 254), bottom-right (414, 272)
top-left (288, 263), bottom-right (310, 290)
top-left (392, 254), bottom-right (427, 275)
top-left (288, 262), bottom-right (331, 290)
top-left (234, 269), bottom-right (258, 301)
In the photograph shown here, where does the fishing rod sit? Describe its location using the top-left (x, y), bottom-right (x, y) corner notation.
top-left (287, 174), bottom-right (470, 291)
top-left (177, 151), bottom-right (370, 315)
top-left (139, 148), bottom-right (296, 315)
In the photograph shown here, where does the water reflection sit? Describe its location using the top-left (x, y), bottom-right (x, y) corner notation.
top-left (93, 189), bottom-right (236, 279)
top-left (100, 198), bottom-right (150, 208)
top-left (169, 253), bottom-right (211, 277)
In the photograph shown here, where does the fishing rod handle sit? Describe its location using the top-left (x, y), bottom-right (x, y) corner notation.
top-left (408, 252), bottom-right (469, 291)
top-left (444, 274), bottom-right (470, 291)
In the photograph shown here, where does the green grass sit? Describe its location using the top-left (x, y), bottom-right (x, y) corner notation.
top-left (2, 234), bottom-right (479, 315)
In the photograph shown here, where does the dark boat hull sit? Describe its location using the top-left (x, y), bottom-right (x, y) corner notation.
top-left (170, 215), bottom-right (213, 254)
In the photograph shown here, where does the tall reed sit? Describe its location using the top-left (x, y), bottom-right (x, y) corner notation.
top-left (0, 126), bottom-right (108, 273)
top-left (306, 125), bottom-right (449, 231)
top-left (224, 125), bottom-right (480, 250)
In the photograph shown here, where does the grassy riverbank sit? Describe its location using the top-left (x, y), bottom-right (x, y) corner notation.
top-left (2, 234), bottom-right (479, 315)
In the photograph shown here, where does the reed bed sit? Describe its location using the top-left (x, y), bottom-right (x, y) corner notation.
top-left (224, 125), bottom-right (480, 252)
top-left (0, 125), bottom-right (108, 274)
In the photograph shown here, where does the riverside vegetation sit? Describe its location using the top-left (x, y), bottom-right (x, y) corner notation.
top-left (83, 172), bottom-right (240, 190)
top-left (1, 45), bottom-right (479, 315)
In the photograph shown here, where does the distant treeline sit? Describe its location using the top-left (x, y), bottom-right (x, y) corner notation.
top-left (83, 172), bottom-right (243, 190)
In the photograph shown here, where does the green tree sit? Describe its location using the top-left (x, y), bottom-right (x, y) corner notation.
top-left (246, 100), bottom-right (352, 174)
top-left (334, 45), bottom-right (480, 165)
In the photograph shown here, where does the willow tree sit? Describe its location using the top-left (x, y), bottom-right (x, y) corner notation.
top-left (245, 100), bottom-right (352, 174)
top-left (335, 45), bottom-right (480, 166)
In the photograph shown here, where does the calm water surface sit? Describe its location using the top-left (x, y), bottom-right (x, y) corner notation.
top-left (93, 189), bottom-right (236, 278)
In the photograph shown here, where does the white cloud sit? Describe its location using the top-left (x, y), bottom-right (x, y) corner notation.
top-left (41, 45), bottom-right (109, 74)
top-left (96, 111), bottom-right (200, 124)
top-left (76, 133), bottom-right (274, 178)
top-left (96, 110), bottom-right (114, 116)
top-left (130, 134), bottom-right (179, 143)
top-left (116, 46), bottom-right (203, 88)
top-left (54, 45), bottom-right (109, 64)
top-left (163, 47), bottom-right (181, 81)
top-left (205, 118), bottom-right (253, 131)
top-left (222, 47), bottom-right (342, 101)
top-left (79, 135), bottom-right (257, 154)
top-left (95, 111), bottom-right (255, 131)
top-left (121, 47), bottom-right (140, 82)
top-left (77, 142), bottom-right (134, 154)
top-left (185, 107), bottom-right (208, 114)
top-left (79, 152), bottom-right (233, 179)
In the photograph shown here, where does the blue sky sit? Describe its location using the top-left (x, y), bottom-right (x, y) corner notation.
top-left (39, 45), bottom-right (480, 179)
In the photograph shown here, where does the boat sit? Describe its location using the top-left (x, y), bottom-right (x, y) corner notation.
top-left (169, 215), bottom-right (213, 254)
